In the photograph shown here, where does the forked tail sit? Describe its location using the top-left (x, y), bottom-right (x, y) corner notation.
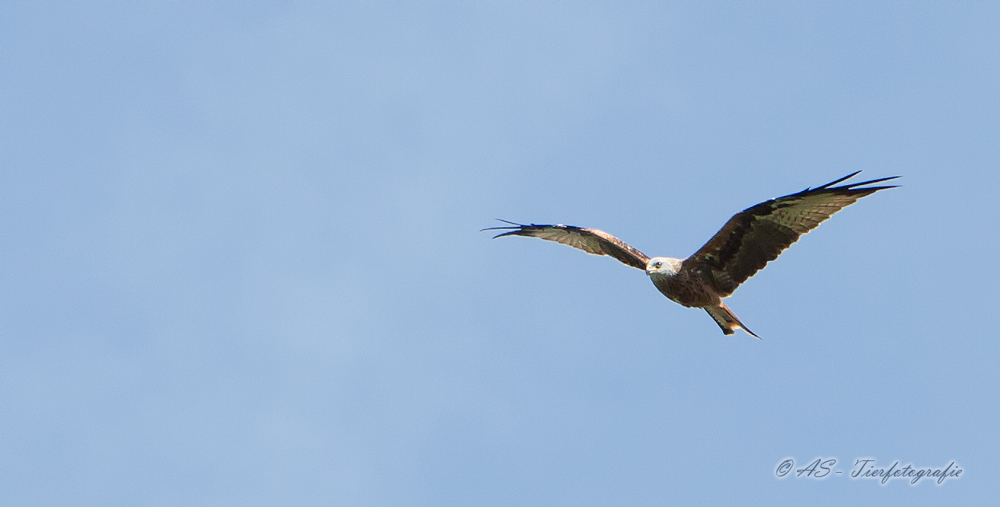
top-left (705, 302), bottom-right (760, 339)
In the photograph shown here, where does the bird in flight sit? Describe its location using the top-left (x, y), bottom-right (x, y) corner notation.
top-left (485, 172), bottom-right (897, 338)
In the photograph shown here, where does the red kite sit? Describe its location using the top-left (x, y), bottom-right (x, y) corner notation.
top-left (485, 172), bottom-right (897, 338)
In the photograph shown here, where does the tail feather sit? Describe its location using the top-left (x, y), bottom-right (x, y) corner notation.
top-left (705, 302), bottom-right (760, 339)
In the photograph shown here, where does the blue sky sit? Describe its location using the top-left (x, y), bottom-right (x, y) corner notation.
top-left (1, 2), bottom-right (997, 505)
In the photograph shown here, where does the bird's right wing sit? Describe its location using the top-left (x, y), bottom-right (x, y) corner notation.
top-left (682, 172), bottom-right (898, 296)
top-left (483, 220), bottom-right (650, 270)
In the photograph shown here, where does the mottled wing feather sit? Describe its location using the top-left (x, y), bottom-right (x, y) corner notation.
top-left (683, 172), bottom-right (897, 296)
top-left (483, 221), bottom-right (650, 270)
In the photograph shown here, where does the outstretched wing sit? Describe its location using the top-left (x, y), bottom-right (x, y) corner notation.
top-left (483, 220), bottom-right (650, 270)
top-left (683, 172), bottom-right (898, 296)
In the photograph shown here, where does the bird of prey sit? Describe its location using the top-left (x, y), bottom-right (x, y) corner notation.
top-left (485, 172), bottom-right (897, 338)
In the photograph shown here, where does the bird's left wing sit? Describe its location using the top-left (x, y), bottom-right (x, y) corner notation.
top-left (483, 220), bottom-right (650, 270)
top-left (683, 172), bottom-right (898, 296)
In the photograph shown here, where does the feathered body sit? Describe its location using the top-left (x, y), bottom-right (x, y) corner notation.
top-left (646, 257), bottom-right (710, 306)
top-left (485, 172), bottom-right (897, 338)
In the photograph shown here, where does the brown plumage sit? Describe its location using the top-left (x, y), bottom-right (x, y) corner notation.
top-left (487, 221), bottom-right (650, 269)
top-left (484, 172), bottom-right (897, 338)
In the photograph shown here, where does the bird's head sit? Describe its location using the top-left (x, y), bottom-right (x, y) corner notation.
top-left (645, 257), bottom-right (681, 277)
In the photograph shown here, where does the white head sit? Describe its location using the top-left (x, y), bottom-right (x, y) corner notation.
top-left (645, 256), bottom-right (681, 277)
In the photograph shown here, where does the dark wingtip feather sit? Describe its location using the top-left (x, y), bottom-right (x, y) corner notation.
top-left (816, 171), bottom-right (863, 190)
top-left (811, 172), bottom-right (901, 193)
top-left (480, 219), bottom-right (525, 233)
top-left (841, 175), bottom-right (900, 189)
top-left (483, 228), bottom-right (522, 239)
